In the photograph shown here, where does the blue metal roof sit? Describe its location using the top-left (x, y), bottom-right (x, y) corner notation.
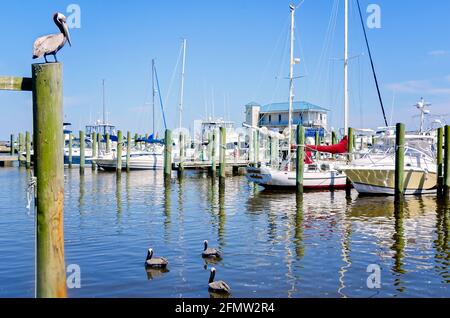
top-left (260, 101), bottom-right (329, 113)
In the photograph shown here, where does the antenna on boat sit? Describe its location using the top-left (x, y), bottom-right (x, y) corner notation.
top-left (179, 38), bottom-right (187, 129)
top-left (414, 97), bottom-right (431, 133)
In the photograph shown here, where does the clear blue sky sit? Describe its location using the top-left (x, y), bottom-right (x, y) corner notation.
top-left (1, 0), bottom-right (449, 139)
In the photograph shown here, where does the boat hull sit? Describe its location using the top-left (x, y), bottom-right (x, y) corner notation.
top-left (95, 154), bottom-right (164, 171)
top-left (246, 166), bottom-right (347, 190)
top-left (343, 168), bottom-right (437, 195)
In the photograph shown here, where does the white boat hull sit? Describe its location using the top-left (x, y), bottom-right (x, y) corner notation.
top-left (95, 153), bottom-right (164, 170)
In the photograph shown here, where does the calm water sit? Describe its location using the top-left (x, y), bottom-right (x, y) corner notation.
top-left (0, 166), bottom-right (449, 298)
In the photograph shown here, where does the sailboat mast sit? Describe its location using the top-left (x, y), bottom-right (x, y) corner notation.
top-left (344, 0), bottom-right (349, 134)
top-left (287, 4), bottom-right (296, 163)
top-left (102, 79), bottom-right (106, 125)
top-left (152, 59), bottom-right (156, 137)
top-left (179, 39), bottom-right (187, 129)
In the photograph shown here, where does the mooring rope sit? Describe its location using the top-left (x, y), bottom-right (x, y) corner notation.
top-left (26, 175), bottom-right (37, 211)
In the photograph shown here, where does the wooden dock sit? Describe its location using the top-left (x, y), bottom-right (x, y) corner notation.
top-left (172, 159), bottom-right (249, 171)
top-left (0, 154), bottom-right (18, 166)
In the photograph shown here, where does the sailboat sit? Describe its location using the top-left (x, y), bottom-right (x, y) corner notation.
top-left (245, 4), bottom-right (348, 190)
top-left (95, 59), bottom-right (167, 171)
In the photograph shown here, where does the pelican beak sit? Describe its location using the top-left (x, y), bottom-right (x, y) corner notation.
top-left (62, 21), bottom-right (72, 47)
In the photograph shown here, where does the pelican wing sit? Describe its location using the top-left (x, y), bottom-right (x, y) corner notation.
top-left (209, 280), bottom-right (231, 292)
top-left (33, 33), bottom-right (65, 58)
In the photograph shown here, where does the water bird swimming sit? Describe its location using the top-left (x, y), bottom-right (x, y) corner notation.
top-left (202, 240), bottom-right (221, 258)
top-left (208, 267), bottom-right (231, 294)
top-left (33, 12), bottom-right (72, 63)
top-left (145, 248), bottom-right (168, 269)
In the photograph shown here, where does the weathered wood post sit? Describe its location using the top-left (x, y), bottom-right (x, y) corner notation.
top-left (68, 133), bottom-right (73, 168)
top-left (178, 132), bottom-right (184, 176)
top-left (25, 131), bottom-right (31, 169)
top-left (79, 130), bottom-right (85, 175)
top-left (248, 128), bottom-right (254, 166)
top-left (255, 130), bottom-right (259, 166)
top-left (97, 132), bottom-right (101, 156)
top-left (395, 123), bottom-right (405, 198)
top-left (164, 129), bottom-right (172, 180)
top-left (211, 129), bottom-right (217, 176)
top-left (346, 127), bottom-right (354, 196)
top-left (91, 132), bottom-right (97, 170)
top-left (106, 133), bottom-right (110, 153)
top-left (18, 132), bottom-right (24, 156)
top-left (437, 127), bottom-right (443, 195)
top-left (145, 133), bottom-right (149, 147)
top-left (296, 125), bottom-right (305, 193)
top-left (126, 131), bottom-right (131, 172)
top-left (332, 131), bottom-right (337, 145)
top-left (32, 63), bottom-right (67, 297)
top-left (116, 130), bottom-right (123, 174)
top-left (315, 130), bottom-right (320, 146)
top-left (444, 125), bottom-right (450, 195)
top-left (219, 127), bottom-right (226, 180)
top-left (10, 134), bottom-right (14, 155)
top-left (134, 133), bottom-right (138, 147)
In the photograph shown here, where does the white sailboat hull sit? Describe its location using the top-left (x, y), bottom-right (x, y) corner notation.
top-left (95, 153), bottom-right (164, 170)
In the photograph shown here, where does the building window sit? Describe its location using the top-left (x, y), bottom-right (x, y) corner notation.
top-left (269, 115), bottom-right (271, 123)
top-left (278, 114), bottom-right (281, 123)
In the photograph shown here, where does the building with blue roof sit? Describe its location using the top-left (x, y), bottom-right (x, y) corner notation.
top-left (245, 101), bottom-right (329, 134)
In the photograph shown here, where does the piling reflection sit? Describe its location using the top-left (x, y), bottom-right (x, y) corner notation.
top-left (78, 174), bottom-right (85, 215)
top-left (115, 175), bottom-right (122, 230)
top-left (337, 195), bottom-right (352, 298)
top-left (294, 193), bottom-right (304, 259)
top-left (435, 196), bottom-right (450, 283)
top-left (163, 178), bottom-right (171, 241)
top-left (392, 198), bottom-right (406, 293)
top-left (218, 183), bottom-right (226, 249)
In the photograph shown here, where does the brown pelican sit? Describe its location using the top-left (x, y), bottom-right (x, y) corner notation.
top-left (202, 240), bottom-right (222, 259)
top-left (145, 248), bottom-right (168, 269)
top-left (208, 267), bottom-right (231, 294)
top-left (33, 13), bottom-right (72, 63)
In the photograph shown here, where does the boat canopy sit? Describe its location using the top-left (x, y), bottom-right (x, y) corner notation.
top-left (306, 135), bottom-right (348, 154)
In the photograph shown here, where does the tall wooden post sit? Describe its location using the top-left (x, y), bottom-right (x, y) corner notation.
top-left (10, 134), bottom-right (14, 155)
top-left (395, 123), bottom-right (405, 197)
top-left (106, 133), bottom-right (110, 153)
top-left (219, 127), bottom-right (226, 179)
top-left (296, 125), bottom-right (304, 193)
top-left (178, 133), bottom-right (185, 176)
top-left (134, 133), bottom-right (138, 147)
top-left (164, 129), bottom-right (172, 179)
top-left (68, 133), bottom-right (73, 168)
top-left (332, 131), bottom-right (337, 145)
top-left (18, 132), bottom-right (24, 154)
top-left (346, 127), bottom-right (354, 196)
top-left (437, 127), bottom-right (443, 194)
top-left (126, 131), bottom-right (131, 172)
top-left (32, 63), bottom-right (67, 298)
top-left (26, 131), bottom-right (31, 169)
top-left (79, 130), bottom-right (85, 174)
top-left (444, 125), bottom-right (450, 194)
top-left (211, 129), bottom-right (217, 176)
top-left (116, 130), bottom-right (123, 174)
top-left (91, 132), bottom-right (97, 170)
top-left (315, 130), bottom-right (320, 146)
top-left (97, 132), bottom-right (101, 156)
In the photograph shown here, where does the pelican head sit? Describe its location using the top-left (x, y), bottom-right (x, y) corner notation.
top-left (146, 248), bottom-right (154, 261)
top-left (53, 12), bottom-right (72, 46)
top-left (204, 240), bottom-right (208, 251)
top-left (209, 267), bottom-right (216, 283)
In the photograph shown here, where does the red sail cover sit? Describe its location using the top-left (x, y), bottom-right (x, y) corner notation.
top-left (306, 135), bottom-right (348, 154)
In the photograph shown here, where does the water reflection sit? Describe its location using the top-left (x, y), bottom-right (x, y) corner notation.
top-left (145, 267), bottom-right (170, 281)
top-left (435, 196), bottom-right (450, 284)
top-left (392, 198), bottom-right (406, 293)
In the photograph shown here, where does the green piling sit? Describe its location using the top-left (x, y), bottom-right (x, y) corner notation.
top-left (97, 132), bottom-right (101, 156)
top-left (164, 129), bottom-right (172, 179)
top-left (126, 131), bottom-right (131, 172)
top-left (116, 130), bottom-right (122, 174)
top-left (79, 130), bottom-right (85, 174)
top-left (25, 131), bottom-right (31, 169)
top-left (346, 127), bottom-right (354, 196)
top-left (10, 134), bottom-right (14, 155)
top-left (106, 133), bottom-right (110, 153)
top-left (219, 127), bottom-right (226, 179)
top-left (211, 129), bottom-right (217, 175)
top-left (178, 133), bottom-right (185, 176)
top-left (296, 125), bottom-right (305, 193)
top-left (91, 132), bottom-right (97, 170)
top-left (332, 131), bottom-right (337, 145)
top-left (444, 125), bottom-right (450, 194)
top-left (134, 133), bottom-right (138, 147)
top-left (32, 62), bottom-right (67, 298)
top-left (68, 133), bottom-right (73, 168)
top-left (395, 123), bottom-right (405, 197)
top-left (315, 130), bottom-right (320, 146)
top-left (437, 127), bottom-right (443, 193)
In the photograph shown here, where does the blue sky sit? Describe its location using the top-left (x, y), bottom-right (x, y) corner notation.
top-left (1, 0), bottom-right (449, 139)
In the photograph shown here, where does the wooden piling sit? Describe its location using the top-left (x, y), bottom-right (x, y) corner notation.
top-left (10, 134), bottom-right (14, 155)
top-left (178, 133), bottom-right (185, 176)
top-left (211, 129), bottom-right (217, 175)
top-left (315, 130), bottom-right (320, 146)
top-left (296, 125), bottom-right (304, 193)
top-left (68, 133), bottom-right (73, 168)
top-left (32, 62), bottom-right (67, 297)
top-left (79, 130), bottom-right (85, 174)
top-left (395, 123), bottom-right (405, 197)
top-left (91, 132), bottom-right (97, 170)
top-left (97, 132), bottom-right (101, 156)
top-left (134, 133), bottom-right (138, 147)
top-left (346, 127), bottom-right (354, 196)
top-left (18, 132), bottom-right (24, 153)
top-left (106, 133), bottom-right (110, 153)
top-left (444, 125), bottom-right (450, 194)
top-left (116, 130), bottom-right (123, 174)
top-left (25, 131), bottom-right (31, 169)
top-left (332, 131), bottom-right (337, 145)
top-left (164, 129), bottom-right (172, 179)
top-left (437, 127), bottom-right (443, 193)
top-left (219, 127), bottom-right (226, 179)
top-left (126, 131), bottom-right (131, 172)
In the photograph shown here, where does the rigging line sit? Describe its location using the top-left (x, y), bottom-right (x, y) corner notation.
top-left (356, 0), bottom-right (388, 126)
top-left (154, 65), bottom-right (168, 130)
top-left (163, 44), bottom-right (184, 109)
